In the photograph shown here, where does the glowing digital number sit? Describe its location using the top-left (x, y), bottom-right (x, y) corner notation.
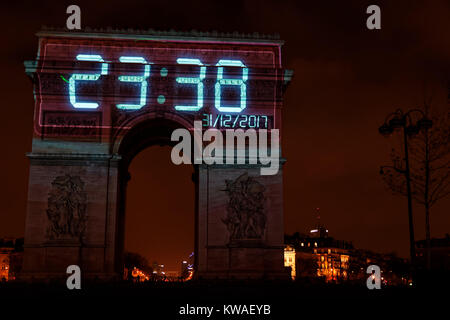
top-left (239, 114), bottom-right (248, 127)
top-left (69, 54), bottom-right (108, 109)
top-left (175, 58), bottom-right (206, 111)
top-left (248, 115), bottom-right (257, 128)
top-left (223, 114), bottom-right (232, 128)
top-left (215, 60), bottom-right (248, 113)
top-left (117, 56), bottom-right (151, 110)
top-left (202, 113), bottom-right (210, 127)
top-left (68, 56), bottom-right (252, 113)
top-left (261, 115), bottom-right (268, 128)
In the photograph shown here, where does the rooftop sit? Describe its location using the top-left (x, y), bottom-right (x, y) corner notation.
top-left (416, 235), bottom-right (450, 248)
top-left (37, 26), bottom-right (284, 45)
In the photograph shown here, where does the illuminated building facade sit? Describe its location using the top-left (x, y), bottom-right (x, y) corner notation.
top-left (285, 229), bottom-right (353, 282)
top-left (315, 247), bottom-right (349, 280)
top-left (285, 230), bottom-right (410, 285)
top-left (284, 245), bottom-right (296, 280)
top-left (0, 248), bottom-right (12, 281)
top-left (0, 238), bottom-right (23, 281)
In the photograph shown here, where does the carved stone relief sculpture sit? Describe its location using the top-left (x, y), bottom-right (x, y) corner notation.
top-left (222, 173), bottom-right (267, 241)
top-left (46, 174), bottom-right (88, 241)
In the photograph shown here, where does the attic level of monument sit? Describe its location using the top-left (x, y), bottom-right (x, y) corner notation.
top-left (37, 26), bottom-right (284, 45)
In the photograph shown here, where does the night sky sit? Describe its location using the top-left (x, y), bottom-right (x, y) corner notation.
top-left (0, 0), bottom-right (449, 273)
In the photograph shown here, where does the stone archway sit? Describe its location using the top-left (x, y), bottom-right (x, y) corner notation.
top-left (21, 29), bottom-right (290, 280)
top-left (22, 113), bottom-right (197, 280)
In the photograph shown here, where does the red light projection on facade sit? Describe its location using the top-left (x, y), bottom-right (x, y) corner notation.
top-left (26, 31), bottom-right (287, 142)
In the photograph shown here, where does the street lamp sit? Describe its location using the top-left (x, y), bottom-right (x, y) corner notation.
top-left (378, 108), bottom-right (432, 266)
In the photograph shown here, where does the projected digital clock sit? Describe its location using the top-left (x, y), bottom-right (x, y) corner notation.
top-left (30, 31), bottom-right (285, 138)
top-left (69, 54), bottom-right (248, 113)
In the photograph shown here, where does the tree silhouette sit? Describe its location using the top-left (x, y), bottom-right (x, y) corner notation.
top-left (381, 103), bottom-right (450, 270)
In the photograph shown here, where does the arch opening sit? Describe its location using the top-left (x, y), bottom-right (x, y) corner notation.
top-left (115, 118), bottom-right (197, 279)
